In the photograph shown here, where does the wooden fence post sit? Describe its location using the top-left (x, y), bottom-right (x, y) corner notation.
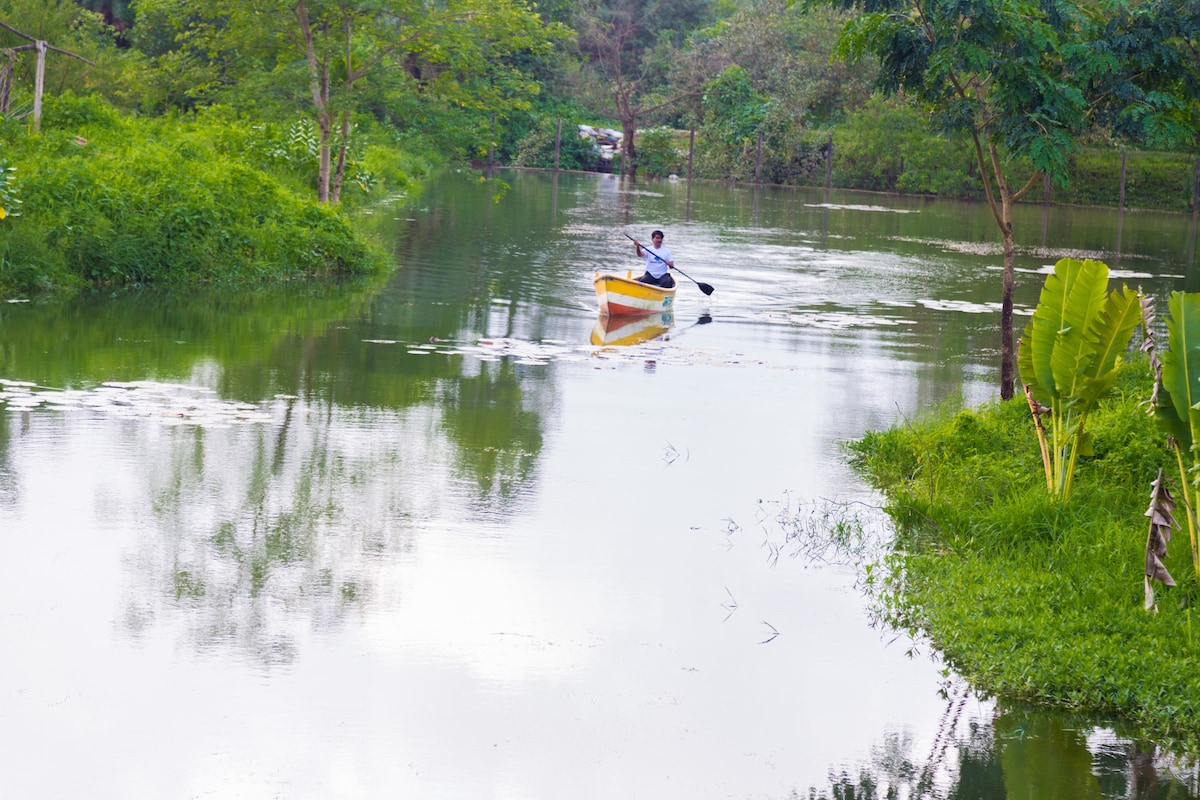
top-left (32, 40), bottom-right (45, 133)
top-left (0, 22), bottom-right (93, 132)
top-left (687, 129), bottom-right (695, 183)
top-left (1118, 150), bottom-right (1127, 210)
top-left (754, 130), bottom-right (763, 183)
top-left (553, 118), bottom-right (561, 172)
top-left (824, 133), bottom-right (833, 189)
top-left (1192, 156), bottom-right (1199, 213)
top-left (487, 112), bottom-right (496, 171)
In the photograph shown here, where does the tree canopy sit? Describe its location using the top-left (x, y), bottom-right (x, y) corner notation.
top-left (819, 0), bottom-right (1200, 398)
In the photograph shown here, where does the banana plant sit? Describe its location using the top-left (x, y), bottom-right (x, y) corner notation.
top-left (1017, 258), bottom-right (1141, 499)
top-left (1150, 291), bottom-right (1200, 578)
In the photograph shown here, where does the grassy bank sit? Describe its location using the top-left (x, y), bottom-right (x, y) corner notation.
top-left (0, 95), bottom-right (433, 298)
top-left (848, 359), bottom-right (1200, 749)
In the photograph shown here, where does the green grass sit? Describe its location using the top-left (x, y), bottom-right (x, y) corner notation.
top-left (0, 93), bottom-right (426, 298)
top-left (848, 357), bottom-right (1200, 749)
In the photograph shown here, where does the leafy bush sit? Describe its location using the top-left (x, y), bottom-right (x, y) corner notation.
top-left (40, 91), bottom-right (122, 130)
top-left (512, 118), bottom-right (600, 170)
top-left (634, 127), bottom-right (685, 179)
top-left (0, 95), bottom-right (384, 296)
top-left (1055, 149), bottom-right (1196, 211)
top-left (834, 96), bottom-right (978, 196)
top-left (845, 357), bottom-right (1200, 746)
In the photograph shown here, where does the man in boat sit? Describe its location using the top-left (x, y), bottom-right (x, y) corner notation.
top-left (632, 230), bottom-right (676, 288)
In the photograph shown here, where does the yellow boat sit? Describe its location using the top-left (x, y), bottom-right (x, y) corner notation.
top-left (593, 271), bottom-right (677, 316)
top-left (590, 311), bottom-right (675, 346)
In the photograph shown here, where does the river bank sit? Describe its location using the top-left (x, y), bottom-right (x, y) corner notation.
top-left (848, 358), bottom-right (1200, 751)
top-left (0, 95), bottom-right (436, 299)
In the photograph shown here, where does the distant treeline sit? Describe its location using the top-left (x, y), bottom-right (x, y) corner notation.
top-left (512, 101), bottom-right (1200, 213)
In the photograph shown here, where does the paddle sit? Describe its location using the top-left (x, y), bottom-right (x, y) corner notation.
top-left (624, 233), bottom-right (715, 296)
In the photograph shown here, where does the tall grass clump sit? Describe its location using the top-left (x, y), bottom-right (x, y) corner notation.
top-left (0, 94), bottom-right (399, 297)
top-left (847, 358), bottom-right (1200, 746)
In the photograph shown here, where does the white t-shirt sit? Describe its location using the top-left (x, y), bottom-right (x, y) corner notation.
top-left (642, 244), bottom-right (672, 278)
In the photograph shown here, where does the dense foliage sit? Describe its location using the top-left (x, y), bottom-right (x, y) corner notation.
top-left (848, 358), bottom-right (1200, 747)
top-left (1, 0), bottom-right (1198, 300)
top-left (0, 94), bottom-right (391, 294)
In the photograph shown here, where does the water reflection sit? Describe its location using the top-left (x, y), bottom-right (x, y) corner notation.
top-left (5, 172), bottom-right (1200, 797)
top-left (810, 696), bottom-right (1199, 800)
top-left (590, 311), bottom-right (675, 346)
top-left (1, 283), bottom-right (560, 669)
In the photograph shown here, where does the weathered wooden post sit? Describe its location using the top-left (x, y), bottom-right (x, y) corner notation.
top-left (686, 128), bottom-right (696, 183)
top-left (553, 118), bottom-right (562, 172)
top-left (0, 51), bottom-right (15, 114)
top-left (487, 112), bottom-right (496, 172)
top-left (0, 22), bottom-right (94, 131)
top-left (1192, 156), bottom-right (1199, 213)
top-left (1119, 150), bottom-right (1128, 210)
top-left (32, 40), bottom-right (45, 133)
top-left (824, 133), bottom-right (833, 189)
top-left (754, 130), bottom-right (763, 183)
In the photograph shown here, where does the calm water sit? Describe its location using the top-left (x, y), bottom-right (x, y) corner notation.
top-left (2, 171), bottom-right (1199, 799)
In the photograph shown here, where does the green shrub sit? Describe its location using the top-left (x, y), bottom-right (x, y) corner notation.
top-left (635, 127), bottom-right (685, 179)
top-left (1055, 149), bottom-right (1195, 211)
top-left (834, 96), bottom-right (979, 196)
top-left (845, 356), bottom-right (1200, 746)
top-left (513, 118), bottom-right (599, 171)
top-left (41, 91), bottom-right (122, 130)
top-left (0, 95), bottom-right (387, 295)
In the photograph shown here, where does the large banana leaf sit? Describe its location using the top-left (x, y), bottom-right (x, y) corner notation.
top-left (1157, 291), bottom-right (1200, 455)
top-left (1076, 285), bottom-right (1142, 407)
top-left (1021, 258), bottom-right (1110, 405)
top-left (1050, 260), bottom-right (1110, 400)
top-left (1018, 258), bottom-right (1140, 499)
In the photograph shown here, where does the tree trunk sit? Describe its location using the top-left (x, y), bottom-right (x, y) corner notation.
top-left (1000, 190), bottom-right (1017, 400)
top-left (622, 120), bottom-right (638, 182)
top-left (331, 110), bottom-right (350, 205)
top-left (298, 0), bottom-right (332, 203)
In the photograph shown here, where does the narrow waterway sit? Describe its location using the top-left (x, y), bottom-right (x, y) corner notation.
top-left (1, 171), bottom-right (1197, 798)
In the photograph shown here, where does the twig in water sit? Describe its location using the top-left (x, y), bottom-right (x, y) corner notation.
top-left (721, 587), bottom-right (738, 622)
top-left (765, 537), bottom-right (781, 567)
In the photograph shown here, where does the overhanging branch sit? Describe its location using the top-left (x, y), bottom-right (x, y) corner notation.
top-left (0, 20), bottom-right (96, 66)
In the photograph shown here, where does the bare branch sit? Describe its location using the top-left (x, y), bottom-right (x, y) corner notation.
top-left (0, 20), bottom-right (96, 66)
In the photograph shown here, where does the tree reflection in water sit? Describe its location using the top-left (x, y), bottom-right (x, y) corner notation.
top-left (113, 357), bottom-right (550, 667)
top-left (806, 690), bottom-right (1199, 800)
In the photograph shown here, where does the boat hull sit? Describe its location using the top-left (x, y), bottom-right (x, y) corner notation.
top-left (593, 272), bottom-right (676, 316)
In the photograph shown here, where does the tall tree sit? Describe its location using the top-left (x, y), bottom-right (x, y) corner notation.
top-left (666, 1), bottom-right (875, 182)
top-left (573, 0), bottom-right (712, 179)
top-left (818, 0), bottom-right (1200, 399)
top-left (130, 0), bottom-right (562, 202)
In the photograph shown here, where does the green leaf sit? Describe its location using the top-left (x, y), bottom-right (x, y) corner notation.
top-left (1048, 259), bottom-right (1109, 398)
top-left (1022, 257), bottom-right (1108, 403)
top-left (1159, 291), bottom-right (1200, 456)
